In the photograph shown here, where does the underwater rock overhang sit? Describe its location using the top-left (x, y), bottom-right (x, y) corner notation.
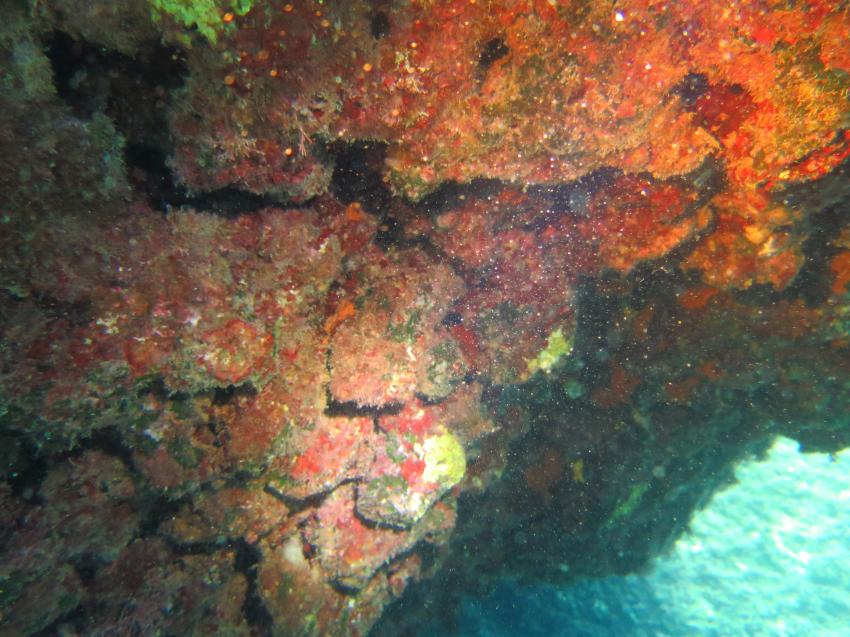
top-left (2, 0), bottom-right (850, 635)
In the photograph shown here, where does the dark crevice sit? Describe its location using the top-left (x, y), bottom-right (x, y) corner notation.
top-left (5, 437), bottom-right (48, 503)
top-left (785, 193), bottom-right (850, 306)
top-left (136, 376), bottom-right (171, 402)
top-left (168, 187), bottom-right (309, 217)
top-left (30, 604), bottom-right (85, 637)
top-left (324, 390), bottom-right (404, 419)
top-left (370, 11), bottom-right (391, 39)
top-left (673, 71), bottom-right (710, 106)
top-left (212, 383), bottom-right (259, 406)
top-left (86, 427), bottom-right (137, 471)
top-left (234, 539), bottom-right (274, 637)
top-left (31, 294), bottom-right (92, 327)
top-left (43, 31), bottom-right (186, 119)
top-left (6, 425), bottom-right (136, 504)
top-left (206, 420), bottom-right (227, 448)
top-left (528, 168), bottom-right (620, 219)
top-left (441, 311), bottom-right (464, 327)
top-left (73, 552), bottom-right (102, 583)
top-left (414, 179), bottom-right (504, 217)
top-left (478, 37), bottom-right (509, 72)
top-left (126, 138), bottom-right (308, 215)
top-left (330, 579), bottom-right (362, 596)
top-left (330, 141), bottom-right (394, 211)
top-left (43, 29), bottom-right (103, 119)
top-left (44, 29), bottom-right (184, 125)
top-left (131, 169), bottom-right (308, 215)
top-left (43, 30), bottom-right (184, 152)
top-left (374, 206), bottom-right (411, 250)
top-left (168, 538), bottom-right (232, 556)
top-left (125, 142), bottom-right (191, 212)
top-left (137, 492), bottom-right (187, 538)
top-left (264, 478), bottom-right (361, 513)
top-left (42, 29), bottom-right (300, 215)
top-left (330, 140), bottom-right (420, 249)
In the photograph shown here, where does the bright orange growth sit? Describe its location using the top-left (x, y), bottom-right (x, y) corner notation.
top-left (693, 83), bottom-right (756, 139)
top-left (343, 541), bottom-right (365, 565)
top-left (323, 299), bottom-right (356, 335)
top-left (830, 251), bottom-right (850, 295)
top-left (579, 175), bottom-right (703, 272)
top-left (819, 12), bottom-right (850, 73)
top-left (782, 131), bottom-right (850, 183)
top-left (683, 190), bottom-right (805, 292)
top-left (344, 202), bottom-right (366, 222)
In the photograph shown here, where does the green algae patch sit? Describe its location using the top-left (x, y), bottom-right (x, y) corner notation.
top-left (526, 327), bottom-right (574, 376)
top-left (610, 482), bottom-right (650, 524)
top-left (150, 0), bottom-right (253, 44)
top-left (422, 432), bottom-right (466, 488)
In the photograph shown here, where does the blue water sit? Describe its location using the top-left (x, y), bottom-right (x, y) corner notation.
top-left (451, 437), bottom-right (850, 636)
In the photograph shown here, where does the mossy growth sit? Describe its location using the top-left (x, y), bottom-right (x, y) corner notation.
top-left (526, 326), bottom-right (574, 376)
top-left (387, 308), bottom-right (422, 343)
top-left (150, 0), bottom-right (253, 44)
top-left (422, 432), bottom-right (466, 488)
top-left (0, 570), bottom-right (26, 609)
top-left (423, 339), bottom-right (466, 399)
top-left (610, 482), bottom-right (650, 523)
top-left (166, 436), bottom-right (201, 468)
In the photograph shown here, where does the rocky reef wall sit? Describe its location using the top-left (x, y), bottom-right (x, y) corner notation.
top-left (2, 1), bottom-right (850, 635)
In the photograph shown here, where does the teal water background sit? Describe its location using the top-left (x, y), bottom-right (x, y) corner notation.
top-left (450, 437), bottom-right (850, 636)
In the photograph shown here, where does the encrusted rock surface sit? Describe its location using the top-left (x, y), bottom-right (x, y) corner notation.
top-left (2, 1), bottom-right (850, 635)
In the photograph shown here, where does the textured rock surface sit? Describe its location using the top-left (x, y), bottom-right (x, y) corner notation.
top-left (2, 1), bottom-right (850, 635)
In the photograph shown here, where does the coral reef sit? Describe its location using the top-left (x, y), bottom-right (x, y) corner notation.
top-left (2, 0), bottom-right (850, 635)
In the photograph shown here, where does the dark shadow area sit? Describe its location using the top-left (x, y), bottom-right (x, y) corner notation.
top-left (370, 10), bottom-right (391, 39)
top-left (673, 71), bottom-right (710, 106)
top-left (331, 141), bottom-right (393, 210)
top-left (478, 37), bottom-right (509, 72)
top-left (4, 435), bottom-right (47, 504)
top-left (235, 539), bottom-right (275, 637)
top-left (786, 194), bottom-right (850, 306)
top-left (414, 179), bottom-right (504, 217)
top-left (43, 29), bottom-right (184, 154)
top-left (324, 395), bottom-right (404, 419)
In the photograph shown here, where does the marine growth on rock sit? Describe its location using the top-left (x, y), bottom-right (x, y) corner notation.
top-left (2, 1), bottom-right (850, 635)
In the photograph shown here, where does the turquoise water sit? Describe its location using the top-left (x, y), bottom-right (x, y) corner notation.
top-left (453, 437), bottom-right (850, 636)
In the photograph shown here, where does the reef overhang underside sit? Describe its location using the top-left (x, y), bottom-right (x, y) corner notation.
top-left (2, 1), bottom-right (850, 635)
